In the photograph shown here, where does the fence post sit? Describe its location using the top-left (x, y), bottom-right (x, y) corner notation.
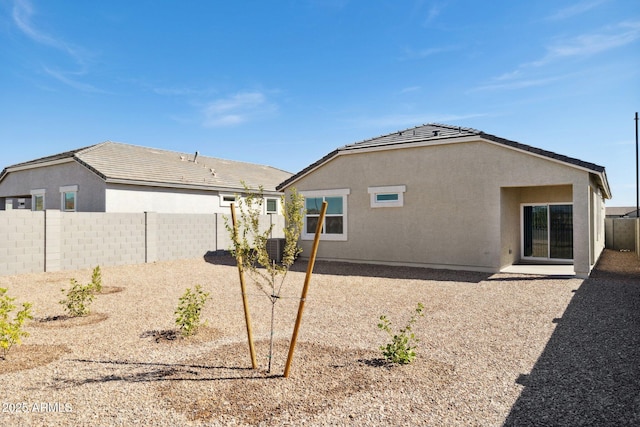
top-left (145, 212), bottom-right (158, 263)
top-left (44, 210), bottom-right (62, 272)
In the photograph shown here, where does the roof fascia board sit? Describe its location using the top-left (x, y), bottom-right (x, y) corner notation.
top-left (345, 134), bottom-right (605, 176)
top-left (4, 157), bottom-right (75, 173)
top-left (478, 137), bottom-right (611, 198)
top-left (279, 134), bottom-right (611, 198)
top-left (340, 135), bottom-right (479, 154)
top-left (478, 137), bottom-right (602, 175)
top-left (105, 179), bottom-right (283, 195)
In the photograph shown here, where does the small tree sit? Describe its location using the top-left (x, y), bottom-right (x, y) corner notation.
top-left (378, 302), bottom-right (425, 365)
top-left (89, 265), bottom-right (102, 293)
top-left (226, 184), bottom-right (304, 372)
top-left (60, 279), bottom-right (95, 317)
top-left (175, 285), bottom-right (210, 337)
top-left (0, 288), bottom-right (33, 360)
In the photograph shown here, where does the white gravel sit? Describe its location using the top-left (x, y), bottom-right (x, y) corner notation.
top-left (0, 256), bottom-right (586, 426)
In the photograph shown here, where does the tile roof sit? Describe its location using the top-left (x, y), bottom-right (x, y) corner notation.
top-left (277, 123), bottom-right (610, 197)
top-left (2, 142), bottom-right (291, 193)
top-left (605, 206), bottom-right (639, 217)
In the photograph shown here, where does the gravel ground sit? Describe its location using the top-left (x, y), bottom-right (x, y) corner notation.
top-left (0, 250), bottom-right (638, 426)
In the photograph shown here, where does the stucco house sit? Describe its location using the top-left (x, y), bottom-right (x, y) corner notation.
top-left (0, 141), bottom-right (291, 214)
top-left (278, 123), bottom-right (611, 278)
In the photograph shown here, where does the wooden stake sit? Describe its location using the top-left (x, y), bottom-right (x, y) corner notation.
top-left (284, 201), bottom-right (327, 378)
top-left (231, 203), bottom-right (258, 369)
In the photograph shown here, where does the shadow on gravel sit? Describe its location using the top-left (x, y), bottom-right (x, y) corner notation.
top-left (56, 358), bottom-right (263, 388)
top-left (504, 251), bottom-right (640, 426)
top-left (204, 252), bottom-right (490, 283)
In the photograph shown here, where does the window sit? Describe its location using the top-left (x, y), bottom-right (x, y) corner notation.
top-left (266, 198), bottom-right (278, 214)
top-left (220, 194), bottom-right (237, 207)
top-left (60, 185), bottom-right (78, 212)
top-left (30, 189), bottom-right (45, 211)
top-left (301, 189), bottom-right (349, 241)
top-left (368, 185), bottom-right (406, 208)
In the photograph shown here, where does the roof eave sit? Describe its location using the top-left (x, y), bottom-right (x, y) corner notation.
top-left (277, 149), bottom-right (340, 190)
top-left (278, 130), bottom-right (611, 198)
top-left (106, 178), bottom-right (284, 195)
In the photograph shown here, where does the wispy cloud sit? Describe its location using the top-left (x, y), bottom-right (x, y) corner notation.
top-left (424, 3), bottom-right (444, 26)
top-left (531, 21), bottom-right (640, 66)
top-left (400, 45), bottom-right (457, 60)
top-left (11, 0), bottom-right (97, 92)
top-left (472, 75), bottom-right (567, 92)
top-left (349, 112), bottom-right (487, 129)
top-left (12, 0), bottom-right (84, 62)
top-left (399, 86), bottom-right (421, 94)
top-left (546, 0), bottom-right (608, 21)
top-left (43, 67), bottom-right (105, 93)
top-left (477, 20), bottom-right (640, 91)
top-left (202, 92), bottom-right (277, 127)
top-left (152, 86), bottom-right (217, 97)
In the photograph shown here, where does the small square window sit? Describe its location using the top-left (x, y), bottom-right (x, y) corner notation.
top-left (266, 198), bottom-right (278, 214)
top-left (63, 192), bottom-right (76, 211)
top-left (34, 195), bottom-right (44, 211)
top-left (60, 185), bottom-right (78, 212)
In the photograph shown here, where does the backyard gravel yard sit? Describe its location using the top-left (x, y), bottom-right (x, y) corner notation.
top-left (0, 250), bottom-right (638, 426)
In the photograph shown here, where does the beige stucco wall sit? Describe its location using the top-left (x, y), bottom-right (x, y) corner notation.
top-left (499, 185), bottom-right (573, 269)
top-left (0, 160), bottom-right (106, 211)
top-left (287, 139), bottom-right (603, 275)
top-left (105, 184), bottom-right (224, 213)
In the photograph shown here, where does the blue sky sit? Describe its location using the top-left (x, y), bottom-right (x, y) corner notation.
top-left (1, 0), bottom-right (639, 206)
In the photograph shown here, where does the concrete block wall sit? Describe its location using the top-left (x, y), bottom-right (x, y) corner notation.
top-left (0, 210), bottom-right (285, 276)
top-left (605, 218), bottom-right (638, 251)
top-left (155, 213), bottom-right (217, 261)
top-left (0, 210), bottom-right (45, 275)
top-left (60, 212), bottom-right (147, 270)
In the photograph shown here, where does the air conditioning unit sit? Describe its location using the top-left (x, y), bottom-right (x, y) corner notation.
top-left (266, 238), bottom-right (286, 264)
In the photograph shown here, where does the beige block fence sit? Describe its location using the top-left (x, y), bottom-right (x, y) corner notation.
top-left (0, 210), bottom-right (284, 276)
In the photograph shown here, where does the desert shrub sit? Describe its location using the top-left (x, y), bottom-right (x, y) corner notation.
top-left (89, 265), bottom-right (102, 293)
top-left (60, 279), bottom-right (95, 317)
top-left (175, 285), bottom-right (210, 336)
top-left (377, 302), bottom-right (425, 365)
top-left (0, 287), bottom-right (33, 360)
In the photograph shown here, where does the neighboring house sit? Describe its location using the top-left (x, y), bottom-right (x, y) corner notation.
top-left (278, 123), bottom-right (611, 278)
top-left (605, 206), bottom-right (639, 218)
top-left (0, 141), bottom-right (291, 214)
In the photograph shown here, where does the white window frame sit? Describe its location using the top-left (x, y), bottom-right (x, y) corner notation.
top-left (301, 189), bottom-right (350, 241)
top-left (60, 185), bottom-right (78, 212)
top-left (30, 189), bottom-right (46, 211)
top-left (219, 194), bottom-right (237, 207)
top-left (265, 197), bottom-right (279, 214)
top-left (368, 185), bottom-right (406, 208)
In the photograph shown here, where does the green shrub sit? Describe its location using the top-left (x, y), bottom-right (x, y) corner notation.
top-left (60, 279), bottom-right (95, 317)
top-left (89, 265), bottom-right (102, 293)
top-left (175, 285), bottom-right (210, 336)
top-left (0, 287), bottom-right (33, 360)
top-left (377, 302), bottom-right (425, 365)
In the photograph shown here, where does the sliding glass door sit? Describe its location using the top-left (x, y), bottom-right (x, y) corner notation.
top-left (522, 204), bottom-right (573, 260)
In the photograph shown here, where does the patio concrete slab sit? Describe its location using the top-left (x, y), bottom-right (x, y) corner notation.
top-left (500, 264), bottom-right (575, 276)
